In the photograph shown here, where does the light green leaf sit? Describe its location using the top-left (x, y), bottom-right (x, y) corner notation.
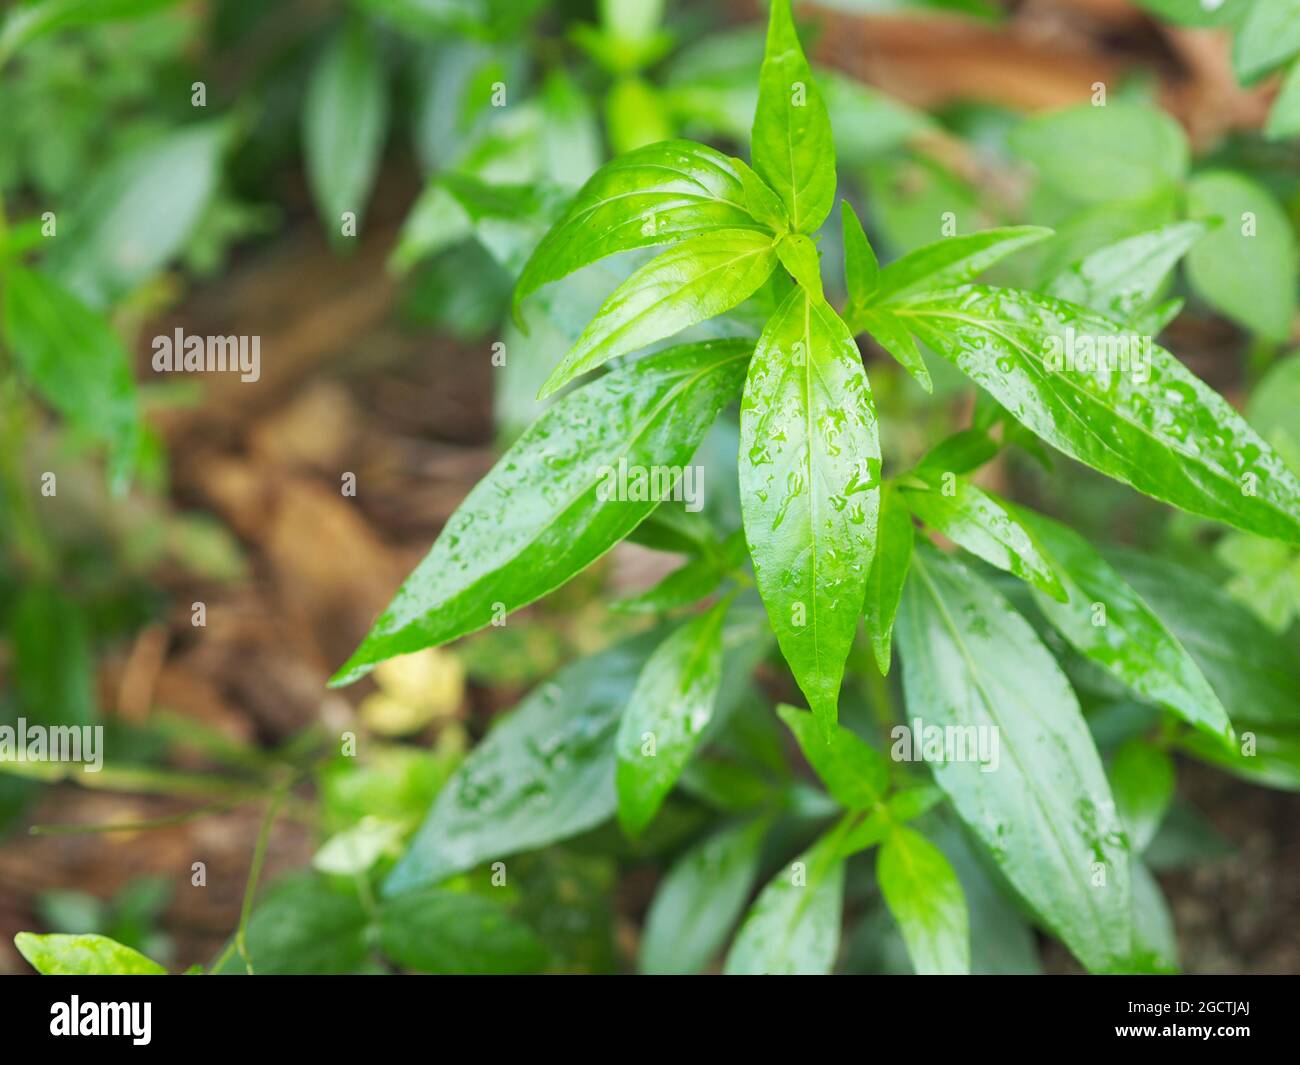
top-left (876, 825), bottom-right (970, 975)
top-left (1186, 170), bottom-right (1297, 341)
top-left (1013, 508), bottom-right (1233, 743)
top-left (1233, 0), bottom-right (1300, 82)
top-left (738, 156), bottom-right (790, 232)
top-left (605, 76), bottom-right (673, 155)
top-left (873, 227), bottom-right (1052, 302)
top-left (383, 630), bottom-right (661, 894)
top-left (639, 818), bottom-right (766, 974)
top-left (1265, 60), bottom-right (1300, 140)
top-left (3, 267), bottom-right (140, 489)
top-left (617, 599), bottom-right (729, 835)
top-left (724, 832), bottom-right (846, 974)
top-left (750, 0), bottom-right (834, 233)
top-left (776, 703), bottom-right (888, 809)
top-left (1109, 739), bottom-right (1174, 853)
top-left (895, 546), bottom-right (1134, 973)
top-left (15, 932), bottom-right (165, 975)
top-left (538, 229), bottom-right (777, 398)
top-left (46, 123), bottom-right (225, 307)
top-left (303, 21), bottom-right (388, 241)
top-left (841, 199), bottom-right (879, 301)
top-left (865, 484), bottom-right (914, 675)
top-left (1045, 221), bottom-right (1206, 326)
top-left (1178, 724), bottom-right (1300, 791)
top-left (900, 472), bottom-right (1065, 600)
top-left (1132, 0), bottom-right (1245, 27)
top-left (379, 890), bottom-right (548, 974)
top-left (514, 140), bottom-right (762, 318)
top-left (776, 233), bottom-right (821, 292)
top-left (332, 340), bottom-right (748, 685)
top-left (739, 289), bottom-right (881, 729)
top-left (312, 817), bottom-right (406, 876)
top-left (1010, 103), bottom-right (1188, 204)
top-left (858, 307), bottom-right (931, 391)
top-left (541, 67), bottom-right (601, 189)
top-left (893, 285), bottom-right (1300, 544)
top-left (0, 0), bottom-right (183, 65)
top-left (1108, 550), bottom-right (1300, 728)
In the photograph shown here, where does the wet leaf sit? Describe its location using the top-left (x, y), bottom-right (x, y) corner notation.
top-left (876, 825), bottom-right (970, 975)
top-left (864, 484), bottom-right (915, 675)
top-left (15, 932), bottom-right (165, 975)
top-left (776, 703), bottom-right (888, 809)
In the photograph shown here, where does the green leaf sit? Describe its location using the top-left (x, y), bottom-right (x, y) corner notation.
top-left (211, 876), bottom-right (370, 974)
top-left (739, 289), bottom-right (881, 729)
top-left (873, 227), bottom-right (1052, 303)
top-left (1108, 550), bottom-right (1300, 728)
top-left (738, 157), bottom-right (790, 232)
top-left (750, 0), bottom-right (834, 233)
top-left (1013, 508), bottom-right (1233, 743)
top-left (46, 123), bottom-right (225, 307)
top-left (1178, 724), bottom-right (1300, 791)
top-left (0, 0), bottom-right (183, 65)
top-left (3, 267), bottom-right (140, 489)
top-left (513, 140), bottom-right (762, 319)
top-left (605, 77), bottom-right (673, 155)
top-left (893, 285), bottom-right (1300, 544)
top-left (15, 932), bottom-right (166, 975)
top-left (1109, 740), bottom-right (1174, 853)
top-left (541, 67), bottom-right (601, 189)
top-left (1186, 170), bottom-right (1297, 341)
top-left (841, 200), bottom-right (879, 300)
top-left (616, 599), bottom-right (729, 835)
top-left (724, 832), bottom-right (846, 974)
top-left (8, 585), bottom-right (96, 728)
top-left (379, 889), bottom-right (549, 974)
top-left (1132, 0), bottom-right (1245, 27)
top-left (383, 631), bottom-right (660, 894)
top-left (876, 825), bottom-right (970, 975)
top-left (1265, 60), bottom-right (1300, 140)
top-left (312, 817), bottom-right (406, 876)
top-left (611, 553), bottom-right (724, 614)
top-left (1009, 103), bottom-right (1188, 204)
top-left (895, 547), bottom-right (1134, 973)
top-left (858, 307), bottom-right (932, 391)
top-left (303, 21), bottom-right (388, 241)
top-left (639, 818), bottom-right (766, 974)
top-left (776, 233), bottom-right (821, 293)
top-left (1130, 861), bottom-right (1179, 973)
top-left (865, 484), bottom-right (914, 675)
top-left (1044, 221), bottom-right (1206, 326)
top-left (777, 703), bottom-right (888, 809)
top-left (537, 229), bottom-right (777, 398)
top-left (1233, 0), bottom-right (1300, 82)
top-left (332, 340), bottom-right (748, 685)
top-left (900, 473), bottom-right (1065, 600)
top-left (917, 428), bottom-right (1000, 475)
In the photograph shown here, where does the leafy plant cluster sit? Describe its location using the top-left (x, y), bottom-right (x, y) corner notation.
top-left (5, 0), bottom-right (1300, 976)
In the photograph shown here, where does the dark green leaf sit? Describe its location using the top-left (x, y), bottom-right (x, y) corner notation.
top-left (1014, 509), bottom-right (1233, 743)
top-left (639, 818), bottom-right (766, 974)
top-left (895, 546), bottom-right (1134, 973)
top-left (876, 825), bottom-right (970, 975)
top-left (617, 599), bottom-right (729, 835)
top-left (894, 285), bottom-right (1300, 544)
top-left (865, 484), bottom-right (914, 675)
top-left (537, 229), bottom-right (777, 397)
top-left (739, 289), bottom-right (881, 728)
top-left (750, 0), bottom-right (834, 233)
top-left (383, 631), bottom-right (661, 894)
top-left (333, 340), bottom-right (749, 685)
top-left (379, 889), bottom-right (548, 974)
